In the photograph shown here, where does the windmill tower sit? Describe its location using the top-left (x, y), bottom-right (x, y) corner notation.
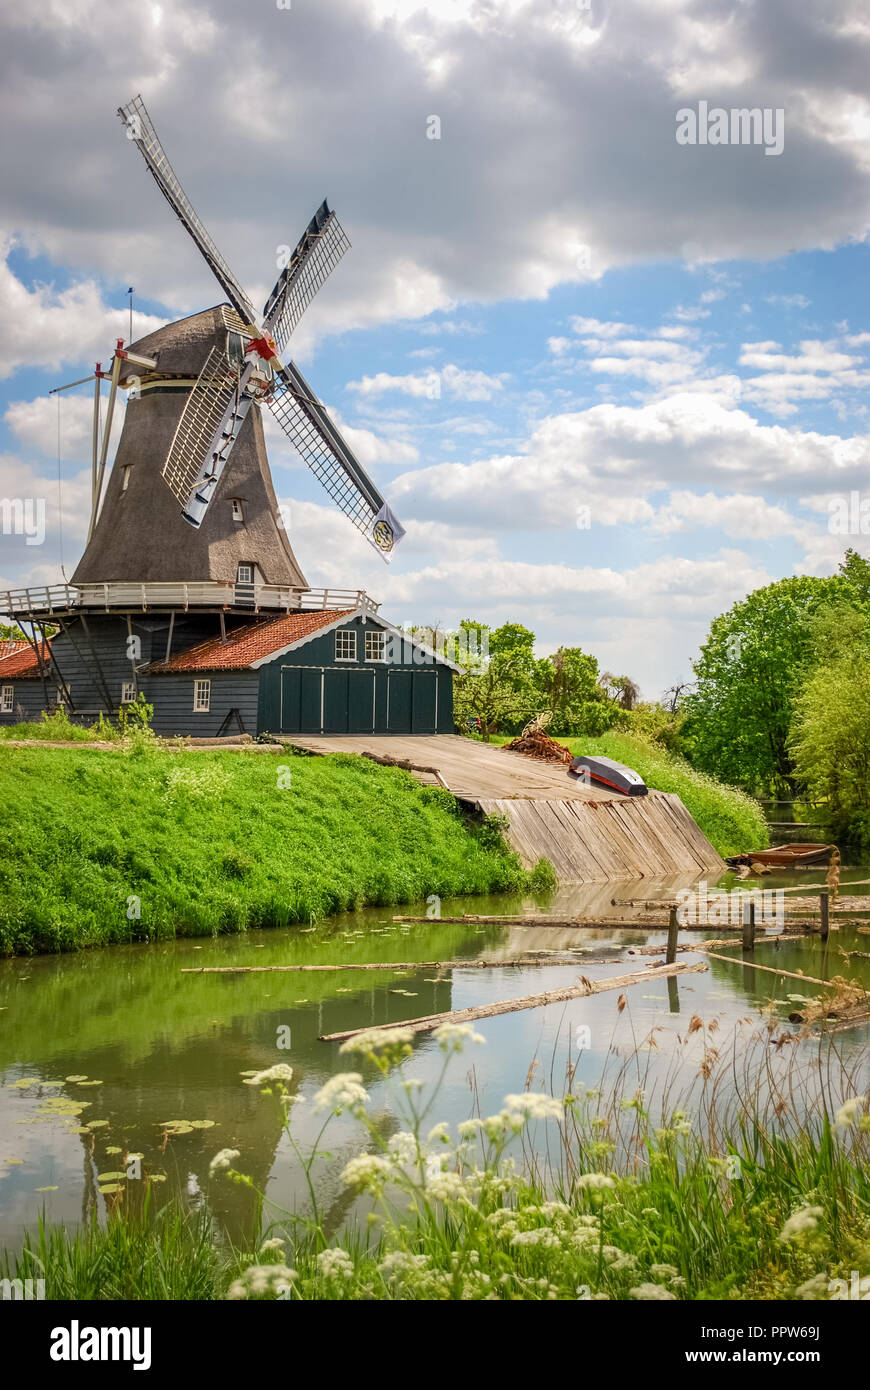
top-left (0, 95), bottom-right (443, 740)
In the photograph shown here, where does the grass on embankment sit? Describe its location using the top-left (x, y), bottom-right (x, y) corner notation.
top-left (494, 730), bottom-right (768, 859)
top-left (0, 745), bottom-right (542, 956)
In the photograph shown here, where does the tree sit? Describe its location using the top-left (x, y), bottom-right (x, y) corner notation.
top-left (789, 611), bottom-right (870, 842)
top-left (452, 621), bottom-right (538, 740)
top-left (533, 645), bottom-right (605, 732)
top-left (0, 624), bottom-right (26, 641)
top-left (600, 672), bottom-right (641, 710)
top-left (684, 572), bottom-right (847, 794)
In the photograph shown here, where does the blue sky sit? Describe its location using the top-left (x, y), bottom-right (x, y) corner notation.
top-left (2, 0), bottom-right (869, 697)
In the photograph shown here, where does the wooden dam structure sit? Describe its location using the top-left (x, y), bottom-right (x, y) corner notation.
top-left (289, 734), bottom-right (725, 883)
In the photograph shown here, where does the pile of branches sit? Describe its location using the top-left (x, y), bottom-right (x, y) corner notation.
top-left (503, 728), bottom-right (573, 764)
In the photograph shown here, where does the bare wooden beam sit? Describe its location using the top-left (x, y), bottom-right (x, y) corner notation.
top-left (181, 955), bottom-right (613, 975)
top-left (319, 960), bottom-right (709, 1042)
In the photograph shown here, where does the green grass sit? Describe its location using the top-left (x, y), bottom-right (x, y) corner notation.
top-left (0, 746), bottom-right (534, 955)
top-left (0, 709), bottom-right (111, 741)
top-left (494, 730), bottom-right (768, 858)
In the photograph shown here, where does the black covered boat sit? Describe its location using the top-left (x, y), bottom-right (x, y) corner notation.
top-left (569, 754), bottom-right (648, 796)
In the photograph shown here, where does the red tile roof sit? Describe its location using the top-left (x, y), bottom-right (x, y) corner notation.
top-left (0, 640), bottom-right (48, 678)
top-left (148, 609), bottom-right (357, 672)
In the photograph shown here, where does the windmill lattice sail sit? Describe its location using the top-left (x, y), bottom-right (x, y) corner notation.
top-left (264, 200), bottom-right (351, 356)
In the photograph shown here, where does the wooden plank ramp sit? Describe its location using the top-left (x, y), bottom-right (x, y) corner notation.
top-left (289, 734), bottom-right (724, 883)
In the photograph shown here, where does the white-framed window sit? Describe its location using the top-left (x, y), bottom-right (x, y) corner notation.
top-left (121, 466), bottom-right (131, 493)
top-left (0, 685), bottom-right (13, 713)
top-left (365, 629), bottom-right (386, 663)
top-left (193, 679), bottom-right (211, 712)
top-left (335, 629), bottom-right (357, 662)
top-left (231, 499), bottom-right (244, 523)
top-left (53, 686), bottom-right (67, 709)
top-left (237, 563), bottom-right (254, 584)
top-left (120, 680), bottom-right (136, 704)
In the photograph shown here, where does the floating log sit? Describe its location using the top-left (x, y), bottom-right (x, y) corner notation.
top-left (180, 955), bottom-right (614, 975)
top-left (700, 950), bottom-right (865, 995)
top-left (319, 960), bottom-right (709, 1041)
top-left (392, 912), bottom-right (816, 933)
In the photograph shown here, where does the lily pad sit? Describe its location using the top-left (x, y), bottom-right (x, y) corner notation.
top-left (99, 1184), bottom-right (123, 1195)
top-left (189, 1120), bottom-right (216, 1129)
top-left (65, 1075), bottom-right (88, 1083)
top-left (78, 1080), bottom-right (104, 1087)
top-left (97, 1172), bottom-right (126, 1182)
top-left (148, 1174), bottom-right (167, 1183)
top-left (105, 1147), bottom-right (123, 1155)
top-left (34, 1185), bottom-right (58, 1192)
top-left (86, 1120), bottom-right (109, 1129)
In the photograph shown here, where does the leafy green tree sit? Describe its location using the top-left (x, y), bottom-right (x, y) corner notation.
top-left (533, 645), bottom-right (605, 733)
top-left (0, 624), bottom-right (25, 641)
top-left (685, 574), bottom-right (837, 794)
top-left (453, 621), bottom-right (538, 740)
top-left (789, 611), bottom-right (870, 844)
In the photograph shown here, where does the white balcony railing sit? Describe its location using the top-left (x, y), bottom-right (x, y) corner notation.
top-left (0, 581), bottom-right (380, 617)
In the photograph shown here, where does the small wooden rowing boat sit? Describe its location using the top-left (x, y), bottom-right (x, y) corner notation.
top-left (726, 842), bottom-right (836, 869)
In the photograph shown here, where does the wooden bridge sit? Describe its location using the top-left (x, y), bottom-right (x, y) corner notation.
top-left (288, 734), bottom-right (725, 883)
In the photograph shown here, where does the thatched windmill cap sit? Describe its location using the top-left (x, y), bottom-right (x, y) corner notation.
top-left (122, 305), bottom-right (240, 380)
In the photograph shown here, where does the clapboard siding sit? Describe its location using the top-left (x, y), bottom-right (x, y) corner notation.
top-left (0, 680), bottom-right (46, 724)
top-left (146, 672), bottom-right (260, 737)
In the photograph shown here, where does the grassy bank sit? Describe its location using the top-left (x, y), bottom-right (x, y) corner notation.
top-left (0, 745), bottom-right (540, 956)
top-left (3, 1026), bottom-right (867, 1301)
top-left (495, 731), bottom-right (768, 858)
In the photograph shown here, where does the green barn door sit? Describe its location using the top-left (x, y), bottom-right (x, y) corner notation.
top-left (411, 671), bottom-right (437, 732)
top-left (348, 671), bottom-right (375, 733)
top-left (300, 670), bottom-right (323, 733)
top-left (387, 671), bottom-right (412, 732)
top-left (280, 669), bottom-right (300, 732)
top-left (323, 670), bottom-right (348, 734)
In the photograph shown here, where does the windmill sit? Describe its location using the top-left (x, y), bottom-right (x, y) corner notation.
top-left (116, 94), bottom-right (404, 560)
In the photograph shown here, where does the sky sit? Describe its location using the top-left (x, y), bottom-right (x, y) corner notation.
top-left (1, 0), bottom-right (869, 698)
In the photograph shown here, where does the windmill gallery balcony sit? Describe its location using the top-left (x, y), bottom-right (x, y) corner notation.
top-left (0, 581), bottom-right (380, 620)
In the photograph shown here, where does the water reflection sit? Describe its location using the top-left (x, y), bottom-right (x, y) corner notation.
top-left (1, 870), bottom-right (868, 1252)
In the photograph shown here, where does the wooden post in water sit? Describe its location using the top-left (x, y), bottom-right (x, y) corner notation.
top-left (742, 898), bottom-right (756, 953)
top-left (666, 905), bottom-right (679, 965)
top-left (820, 891), bottom-right (829, 943)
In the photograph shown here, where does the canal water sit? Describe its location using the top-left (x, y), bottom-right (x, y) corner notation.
top-left (2, 867), bottom-right (869, 1253)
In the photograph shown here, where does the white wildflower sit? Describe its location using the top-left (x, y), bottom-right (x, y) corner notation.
top-left (575, 1172), bottom-right (615, 1190)
top-left (312, 1072), bottom-right (369, 1113)
top-left (631, 1282), bottom-right (677, 1300)
top-left (834, 1098), bottom-right (863, 1128)
top-left (339, 1027), bottom-right (414, 1055)
top-left (502, 1093), bottom-right (564, 1124)
top-left (316, 1248), bottom-right (355, 1280)
top-left (259, 1237), bottom-right (285, 1254)
top-left (426, 1122), bottom-right (451, 1144)
top-left (378, 1251), bottom-right (429, 1281)
top-left (432, 1023), bottom-right (486, 1050)
top-left (779, 1205), bottom-right (824, 1243)
top-left (650, 1263), bottom-right (680, 1282)
top-left (387, 1131), bottom-right (419, 1168)
top-left (510, 1228), bottom-right (560, 1249)
top-left (340, 1154), bottom-right (394, 1191)
top-left (458, 1118), bottom-right (483, 1138)
top-left (226, 1263), bottom-right (297, 1300)
top-left (425, 1170), bottom-right (470, 1204)
top-left (243, 1064), bottom-right (293, 1087)
top-left (209, 1148), bottom-right (240, 1173)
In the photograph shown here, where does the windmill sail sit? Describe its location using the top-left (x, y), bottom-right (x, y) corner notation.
top-left (162, 346), bottom-right (250, 524)
top-left (269, 362), bottom-right (404, 555)
top-left (262, 200), bottom-right (351, 354)
top-left (118, 95), bottom-right (259, 328)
